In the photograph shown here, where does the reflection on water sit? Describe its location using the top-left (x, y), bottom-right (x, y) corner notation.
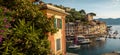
top-left (67, 25), bottom-right (120, 55)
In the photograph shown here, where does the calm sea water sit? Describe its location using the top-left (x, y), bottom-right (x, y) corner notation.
top-left (67, 25), bottom-right (120, 55)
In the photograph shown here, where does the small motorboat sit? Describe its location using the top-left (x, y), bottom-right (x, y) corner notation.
top-left (68, 35), bottom-right (81, 49)
top-left (77, 35), bottom-right (91, 44)
top-left (79, 39), bottom-right (91, 44)
top-left (112, 51), bottom-right (120, 54)
top-left (77, 35), bottom-right (85, 42)
top-left (68, 44), bottom-right (80, 49)
top-left (96, 37), bottom-right (106, 41)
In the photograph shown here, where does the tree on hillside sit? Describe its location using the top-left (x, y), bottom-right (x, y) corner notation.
top-left (88, 12), bottom-right (96, 16)
top-left (79, 9), bottom-right (86, 15)
top-left (79, 9), bottom-right (87, 22)
top-left (0, 0), bottom-right (56, 55)
top-left (66, 8), bottom-right (82, 22)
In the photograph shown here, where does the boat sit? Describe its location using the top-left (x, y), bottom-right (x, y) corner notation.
top-left (113, 30), bottom-right (118, 37)
top-left (113, 30), bottom-right (118, 35)
top-left (112, 51), bottom-right (120, 54)
top-left (77, 35), bottom-right (85, 42)
top-left (79, 39), bottom-right (91, 44)
top-left (68, 44), bottom-right (81, 49)
top-left (68, 36), bottom-right (81, 49)
top-left (77, 35), bottom-right (91, 44)
top-left (96, 37), bottom-right (106, 41)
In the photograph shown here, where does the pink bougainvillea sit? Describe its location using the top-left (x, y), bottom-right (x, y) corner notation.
top-left (0, 35), bottom-right (3, 43)
top-left (0, 7), bottom-right (12, 44)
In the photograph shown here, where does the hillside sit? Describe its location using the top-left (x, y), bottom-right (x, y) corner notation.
top-left (96, 18), bottom-right (120, 25)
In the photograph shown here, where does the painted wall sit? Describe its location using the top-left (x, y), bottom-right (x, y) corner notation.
top-left (42, 9), bottom-right (66, 55)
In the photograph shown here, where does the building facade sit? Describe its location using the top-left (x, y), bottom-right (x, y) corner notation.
top-left (65, 22), bottom-right (75, 37)
top-left (40, 3), bottom-right (68, 55)
top-left (65, 13), bottom-right (107, 37)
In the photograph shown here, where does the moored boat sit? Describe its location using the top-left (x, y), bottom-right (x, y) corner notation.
top-left (77, 35), bottom-right (91, 44)
top-left (79, 39), bottom-right (91, 44)
top-left (68, 44), bottom-right (81, 49)
top-left (112, 51), bottom-right (120, 54)
top-left (96, 37), bottom-right (106, 41)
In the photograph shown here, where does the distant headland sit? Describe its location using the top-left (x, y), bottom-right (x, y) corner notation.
top-left (96, 18), bottom-right (120, 25)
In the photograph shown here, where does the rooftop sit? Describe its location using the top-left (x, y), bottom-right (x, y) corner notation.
top-left (40, 3), bottom-right (69, 15)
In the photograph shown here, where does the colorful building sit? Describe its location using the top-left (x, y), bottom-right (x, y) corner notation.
top-left (65, 12), bottom-right (107, 38)
top-left (65, 22), bottom-right (75, 37)
top-left (40, 3), bottom-right (68, 55)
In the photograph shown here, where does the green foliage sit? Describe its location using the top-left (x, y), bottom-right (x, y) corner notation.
top-left (12, 19), bottom-right (50, 55)
top-left (65, 9), bottom-right (88, 22)
top-left (88, 12), bottom-right (96, 16)
top-left (54, 5), bottom-right (96, 23)
top-left (0, 7), bottom-right (13, 55)
top-left (0, 0), bottom-right (57, 55)
top-left (65, 9), bottom-right (80, 22)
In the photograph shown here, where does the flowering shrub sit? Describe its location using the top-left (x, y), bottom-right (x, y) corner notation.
top-left (0, 7), bottom-right (12, 44)
top-left (0, 0), bottom-right (57, 55)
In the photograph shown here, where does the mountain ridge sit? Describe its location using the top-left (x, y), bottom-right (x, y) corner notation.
top-left (96, 18), bottom-right (120, 25)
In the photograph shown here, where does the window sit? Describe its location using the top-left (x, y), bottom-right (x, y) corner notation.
top-left (56, 38), bottom-right (61, 51)
top-left (54, 18), bottom-right (62, 29)
top-left (57, 19), bottom-right (62, 28)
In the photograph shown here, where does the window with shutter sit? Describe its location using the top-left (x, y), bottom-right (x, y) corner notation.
top-left (54, 18), bottom-right (62, 29)
top-left (57, 19), bottom-right (60, 28)
top-left (60, 19), bottom-right (62, 29)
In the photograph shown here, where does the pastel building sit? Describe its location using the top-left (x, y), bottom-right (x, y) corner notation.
top-left (86, 13), bottom-right (94, 21)
top-left (40, 3), bottom-right (68, 55)
top-left (65, 22), bottom-right (75, 37)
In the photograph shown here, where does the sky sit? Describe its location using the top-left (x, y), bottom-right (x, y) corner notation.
top-left (43, 0), bottom-right (120, 19)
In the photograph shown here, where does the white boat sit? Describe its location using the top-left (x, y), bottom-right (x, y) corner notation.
top-left (112, 51), bottom-right (120, 54)
top-left (68, 44), bottom-right (80, 49)
top-left (96, 37), bottom-right (106, 41)
top-left (77, 35), bottom-right (91, 44)
top-left (80, 39), bottom-right (91, 44)
top-left (77, 35), bottom-right (85, 42)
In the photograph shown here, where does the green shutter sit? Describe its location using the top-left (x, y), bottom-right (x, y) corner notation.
top-left (54, 18), bottom-right (57, 28)
top-left (60, 19), bottom-right (62, 29)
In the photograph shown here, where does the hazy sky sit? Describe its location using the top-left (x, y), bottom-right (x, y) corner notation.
top-left (43, 0), bottom-right (120, 18)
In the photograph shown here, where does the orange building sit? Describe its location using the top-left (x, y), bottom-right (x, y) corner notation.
top-left (40, 3), bottom-right (68, 55)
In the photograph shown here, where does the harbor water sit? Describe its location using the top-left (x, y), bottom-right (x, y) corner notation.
top-left (67, 25), bottom-right (120, 55)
